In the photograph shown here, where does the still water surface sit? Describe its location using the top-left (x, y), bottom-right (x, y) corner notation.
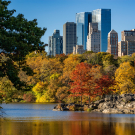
top-left (0, 103), bottom-right (135, 135)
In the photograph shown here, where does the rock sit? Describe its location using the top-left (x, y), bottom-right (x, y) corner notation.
top-left (116, 95), bottom-right (121, 100)
top-left (116, 101), bottom-right (120, 105)
top-left (110, 103), bottom-right (114, 108)
top-left (120, 94), bottom-right (126, 98)
top-left (92, 109), bottom-right (102, 112)
top-left (119, 101), bottom-right (126, 105)
top-left (116, 104), bottom-right (124, 109)
top-left (61, 107), bottom-right (69, 111)
top-left (102, 102), bottom-right (111, 109)
top-left (102, 109), bottom-right (123, 114)
top-left (122, 109), bottom-right (131, 114)
top-left (98, 102), bottom-right (104, 109)
top-left (105, 97), bottom-right (112, 102)
top-left (53, 109), bottom-right (58, 111)
top-left (53, 93), bottom-right (135, 114)
top-left (125, 103), bottom-right (133, 108)
top-left (94, 99), bottom-right (104, 104)
top-left (122, 96), bottom-right (132, 102)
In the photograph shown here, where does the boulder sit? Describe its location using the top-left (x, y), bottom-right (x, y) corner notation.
top-left (119, 101), bottom-right (126, 105)
top-left (120, 94), bottom-right (126, 98)
top-left (105, 97), bottom-right (112, 102)
top-left (125, 103), bottom-right (133, 108)
top-left (122, 96), bottom-right (132, 102)
top-left (102, 109), bottom-right (123, 114)
top-left (116, 104), bottom-right (124, 109)
top-left (122, 109), bottom-right (131, 114)
top-left (94, 99), bottom-right (104, 104)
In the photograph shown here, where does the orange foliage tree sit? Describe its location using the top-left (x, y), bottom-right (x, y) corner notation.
top-left (69, 62), bottom-right (95, 105)
top-left (94, 75), bottom-right (115, 98)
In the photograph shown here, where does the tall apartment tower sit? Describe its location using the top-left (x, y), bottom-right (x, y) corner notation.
top-left (118, 29), bottom-right (135, 57)
top-left (76, 12), bottom-right (92, 50)
top-left (87, 23), bottom-right (100, 52)
top-left (121, 29), bottom-right (135, 41)
top-left (48, 30), bottom-right (63, 56)
top-left (92, 9), bottom-right (111, 52)
top-left (63, 22), bottom-right (76, 55)
top-left (107, 29), bottom-right (118, 56)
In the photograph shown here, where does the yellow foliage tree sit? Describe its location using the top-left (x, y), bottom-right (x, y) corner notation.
top-left (0, 76), bottom-right (17, 102)
top-left (32, 81), bottom-right (48, 102)
top-left (63, 54), bottom-right (81, 73)
top-left (115, 62), bottom-right (135, 94)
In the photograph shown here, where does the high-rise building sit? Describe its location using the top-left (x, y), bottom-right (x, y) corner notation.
top-left (87, 23), bottom-right (100, 53)
top-left (73, 45), bottom-right (86, 54)
top-left (48, 30), bottom-right (63, 56)
top-left (63, 22), bottom-right (76, 55)
top-left (118, 29), bottom-right (135, 57)
top-left (76, 12), bottom-right (92, 50)
top-left (121, 29), bottom-right (135, 41)
top-left (118, 41), bottom-right (135, 57)
top-left (92, 9), bottom-right (111, 52)
top-left (107, 29), bottom-right (118, 56)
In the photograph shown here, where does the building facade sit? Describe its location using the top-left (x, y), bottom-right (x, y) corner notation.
top-left (73, 45), bottom-right (86, 54)
top-left (76, 12), bottom-right (92, 50)
top-left (121, 29), bottom-right (135, 41)
top-left (63, 22), bottom-right (76, 55)
top-left (118, 29), bottom-right (135, 57)
top-left (107, 29), bottom-right (118, 56)
top-left (48, 30), bottom-right (63, 56)
top-left (92, 9), bottom-right (111, 52)
top-left (87, 23), bottom-right (100, 52)
top-left (118, 41), bottom-right (135, 57)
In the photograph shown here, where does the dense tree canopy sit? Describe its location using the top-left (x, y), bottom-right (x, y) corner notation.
top-left (115, 62), bottom-right (135, 94)
top-left (0, 0), bottom-right (46, 89)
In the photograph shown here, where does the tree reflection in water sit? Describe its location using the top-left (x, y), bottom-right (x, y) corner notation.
top-left (0, 118), bottom-right (135, 135)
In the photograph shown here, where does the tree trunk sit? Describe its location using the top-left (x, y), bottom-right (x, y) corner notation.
top-left (80, 95), bottom-right (82, 105)
top-left (89, 95), bottom-right (91, 105)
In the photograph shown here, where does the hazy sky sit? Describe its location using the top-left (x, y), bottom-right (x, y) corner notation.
top-left (8, 0), bottom-right (135, 52)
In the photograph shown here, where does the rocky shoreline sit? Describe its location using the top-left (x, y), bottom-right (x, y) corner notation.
top-left (53, 94), bottom-right (135, 114)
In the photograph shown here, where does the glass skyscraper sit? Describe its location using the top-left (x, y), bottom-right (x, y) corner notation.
top-left (48, 30), bottom-right (63, 56)
top-left (76, 12), bottom-right (92, 50)
top-left (92, 9), bottom-right (111, 52)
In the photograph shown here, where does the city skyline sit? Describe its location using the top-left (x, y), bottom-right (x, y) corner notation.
top-left (8, 0), bottom-right (135, 52)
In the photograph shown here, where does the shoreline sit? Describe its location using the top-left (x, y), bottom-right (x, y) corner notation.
top-left (53, 94), bottom-right (135, 114)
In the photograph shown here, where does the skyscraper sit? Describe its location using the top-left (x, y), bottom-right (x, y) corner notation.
top-left (48, 30), bottom-right (63, 56)
top-left (92, 9), bottom-right (111, 52)
top-left (118, 29), bottom-right (135, 57)
top-left (63, 22), bottom-right (76, 55)
top-left (87, 23), bottom-right (100, 53)
top-left (107, 29), bottom-right (118, 56)
top-left (76, 12), bottom-right (92, 50)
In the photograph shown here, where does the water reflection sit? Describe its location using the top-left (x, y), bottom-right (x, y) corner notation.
top-left (0, 103), bottom-right (135, 135)
top-left (0, 118), bottom-right (135, 135)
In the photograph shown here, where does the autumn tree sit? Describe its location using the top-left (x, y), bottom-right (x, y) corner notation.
top-left (69, 62), bottom-right (94, 105)
top-left (55, 53), bottom-right (68, 64)
top-left (114, 62), bottom-right (135, 94)
top-left (94, 75), bottom-right (115, 98)
top-left (0, 76), bottom-right (17, 102)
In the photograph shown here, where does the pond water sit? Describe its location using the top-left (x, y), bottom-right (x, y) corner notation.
top-left (0, 103), bottom-right (135, 135)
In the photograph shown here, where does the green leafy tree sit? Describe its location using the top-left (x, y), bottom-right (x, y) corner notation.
top-left (0, 0), bottom-right (46, 89)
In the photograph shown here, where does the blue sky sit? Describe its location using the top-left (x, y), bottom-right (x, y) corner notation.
top-left (8, 0), bottom-right (135, 52)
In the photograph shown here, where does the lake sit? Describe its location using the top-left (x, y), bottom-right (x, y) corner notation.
top-left (0, 103), bottom-right (135, 135)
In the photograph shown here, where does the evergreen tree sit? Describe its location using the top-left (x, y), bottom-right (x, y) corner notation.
top-left (0, 0), bottom-right (47, 89)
